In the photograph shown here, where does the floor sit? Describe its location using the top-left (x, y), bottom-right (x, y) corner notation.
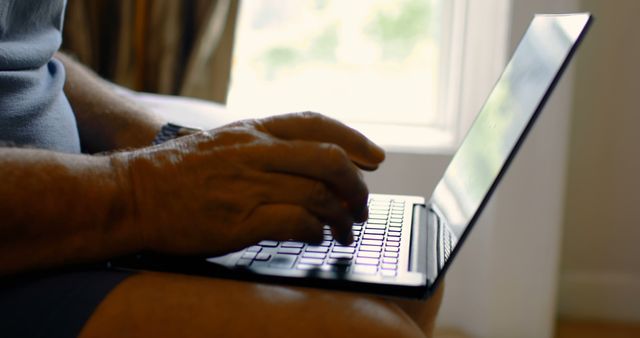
top-left (434, 320), bottom-right (640, 338)
top-left (555, 319), bottom-right (640, 338)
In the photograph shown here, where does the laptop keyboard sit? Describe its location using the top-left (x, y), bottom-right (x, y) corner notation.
top-left (233, 198), bottom-right (407, 277)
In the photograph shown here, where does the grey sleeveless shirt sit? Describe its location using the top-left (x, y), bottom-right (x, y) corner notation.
top-left (0, 0), bottom-right (80, 153)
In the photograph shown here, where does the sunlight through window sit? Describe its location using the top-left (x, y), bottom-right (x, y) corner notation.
top-left (227, 0), bottom-right (446, 128)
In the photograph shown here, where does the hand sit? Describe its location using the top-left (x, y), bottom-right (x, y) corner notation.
top-left (112, 112), bottom-right (385, 256)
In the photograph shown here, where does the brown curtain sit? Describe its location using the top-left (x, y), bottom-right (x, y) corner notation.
top-left (62, 0), bottom-right (239, 104)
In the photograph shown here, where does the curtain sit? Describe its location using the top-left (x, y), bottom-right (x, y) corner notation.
top-left (62, 0), bottom-right (239, 104)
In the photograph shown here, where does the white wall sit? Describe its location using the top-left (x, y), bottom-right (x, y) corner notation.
top-left (365, 1), bottom-right (581, 337)
top-left (558, 0), bottom-right (640, 323)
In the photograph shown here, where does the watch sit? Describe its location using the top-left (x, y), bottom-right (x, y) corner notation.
top-left (152, 123), bottom-right (200, 145)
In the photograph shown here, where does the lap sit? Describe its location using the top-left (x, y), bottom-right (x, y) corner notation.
top-left (0, 269), bottom-right (133, 338)
top-left (79, 272), bottom-right (441, 338)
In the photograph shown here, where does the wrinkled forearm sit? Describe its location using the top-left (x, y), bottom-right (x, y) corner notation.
top-left (0, 147), bottom-right (140, 276)
top-left (56, 52), bottom-right (165, 153)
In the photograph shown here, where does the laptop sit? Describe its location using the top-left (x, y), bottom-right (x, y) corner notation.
top-left (115, 13), bottom-right (592, 299)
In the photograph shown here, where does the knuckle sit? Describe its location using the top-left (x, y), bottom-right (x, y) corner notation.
top-left (297, 111), bottom-right (324, 122)
top-left (322, 143), bottom-right (349, 173)
top-left (288, 206), bottom-right (311, 225)
top-left (307, 180), bottom-right (331, 203)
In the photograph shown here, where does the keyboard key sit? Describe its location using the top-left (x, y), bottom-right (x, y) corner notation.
top-left (364, 229), bottom-right (385, 235)
top-left (327, 258), bottom-right (351, 265)
top-left (381, 270), bottom-right (397, 277)
top-left (385, 247), bottom-right (400, 253)
top-left (387, 232), bottom-right (401, 237)
top-left (366, 219), bottom-right (387, 225)
top-left (281, 241), bottom-right (305, 248)
top-left (319, 264), bottom-right (344, 272)
top-left (269, 255), bottom-right (297, 268)
top-left (361, 239), bottom-right (383, 246)
top-left (390, 217), bottom-right (403, 223)
top-left (366, 224), bottom-right (387, 229)
top-left (368, 214), bottom-right (388, 220)
top-left (241, 252), bottom-right (257, 260)
top-left (297, 264), bottom-right (317, 270)
top-left (332, 246), bottom-right (356, 254)
top-left (255, 253), bottom-right (272, 261)
top-left (356, 257), bottom-right (379, 265)
top-left (303, 252), bottom-right (327, 259)
top-left (385, 237), bottom-right (401, 242)
top-left (246, 246), bottom-right (262, 253)
top-left (306, 246), bottom-right (329, 253)
top-left (382, 257), bottom-right (398, 264)
top-left (385, 242), bottom-right (401, 247)
top-left (329, 253), bottom-right (353, 260)
top-left (359, 245), bottom-right (382, 252)
top-left (235, 258), bottom-right (252, 267)
top-left (353, 265), bottom-right (378, 275)
top-left (363, 234), bottom-right (384, 241)
top-left (319, 241), bottom-right (333, 247)
top-left (369, 201), bottom-right (390, 206)
top-left (388, 223), bottom-right (403, 228)
top-left (258, 240), bottom-right (279, 247)
top-left (335, 241), bottom-right (357, 247)
top-left (299, 258), bottom-right (324, 265)
top-left (368, 211), bottom-right (389, 216)
top-left (358, 251), bottom-right (380, 258)
top-left (384, 252), bottom-right (399, 258)
top-left (352, 225), bottom-right (363, 231)
top-left (381, 263), bottom-right (397, 270)
top-left (323, 235), bottom-right (333, 241)
top-left (278, 247), bottom-right (302, 255)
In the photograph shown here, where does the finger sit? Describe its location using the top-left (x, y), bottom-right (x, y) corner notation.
top-left (254, 173), bottom-right (355, 244)
top-left (256, 112), bottom-right (385, 170)
top-left (246, 140), bottom-right (370, 222)
top-left (245, 204), bottom-right (324, 244)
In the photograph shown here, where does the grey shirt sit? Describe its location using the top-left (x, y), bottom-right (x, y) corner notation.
top-left (0, 0), bottom-right (80, 153)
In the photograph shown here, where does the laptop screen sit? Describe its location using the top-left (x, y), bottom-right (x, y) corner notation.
top-left (430, 14), bottom-right (590, 251)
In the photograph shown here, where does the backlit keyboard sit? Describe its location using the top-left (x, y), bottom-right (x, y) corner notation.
top-left (233, 198), bottom-right (407, 277)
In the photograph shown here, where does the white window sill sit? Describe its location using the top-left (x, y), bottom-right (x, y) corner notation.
top-left (348, 122), bottom-right (456, 155)
top-left (121, 88), bottom-right (456, 156)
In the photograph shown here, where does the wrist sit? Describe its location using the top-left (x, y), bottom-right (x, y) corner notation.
top-left (108, 152), bottom-right (149, 252)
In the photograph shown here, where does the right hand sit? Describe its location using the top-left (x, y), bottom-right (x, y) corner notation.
top-left (111, 112), bottom-right (385, 257)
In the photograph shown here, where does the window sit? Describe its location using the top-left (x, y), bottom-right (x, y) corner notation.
top-left (227, 0), bottom-right (511, 153)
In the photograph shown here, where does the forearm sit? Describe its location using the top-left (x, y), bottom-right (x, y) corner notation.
top-left (0, 148), bottom-right (140, 276)
top-left (56, 52), bottom-right (165, 153)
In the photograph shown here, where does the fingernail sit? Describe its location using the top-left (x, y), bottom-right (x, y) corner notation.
top-left (369, 141), bottom-right (386, 162)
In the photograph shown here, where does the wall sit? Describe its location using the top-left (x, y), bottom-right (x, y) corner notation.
top-left (559, 0), bottom-right (640, 322)
top-left (367, 1), bottom-right (580, 337)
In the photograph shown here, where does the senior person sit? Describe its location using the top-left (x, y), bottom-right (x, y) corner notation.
top-left (0, 1), bottom-right (443, 337)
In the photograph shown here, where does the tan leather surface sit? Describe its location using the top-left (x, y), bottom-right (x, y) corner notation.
top-left (79, 272), bottom-right (441, 338)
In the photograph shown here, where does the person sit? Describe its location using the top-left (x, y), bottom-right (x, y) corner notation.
top-left (0, 0), bottom-right (443, 337)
